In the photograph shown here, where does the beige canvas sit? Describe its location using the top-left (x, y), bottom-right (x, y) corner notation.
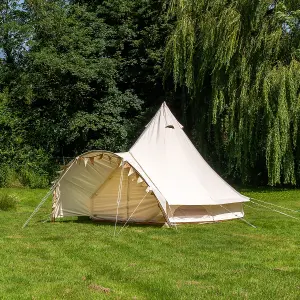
top-left (53, 103), bottom-right (249, 225)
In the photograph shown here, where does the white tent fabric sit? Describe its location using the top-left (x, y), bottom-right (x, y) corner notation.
top-left (53, 102), bottom-right (249, 225)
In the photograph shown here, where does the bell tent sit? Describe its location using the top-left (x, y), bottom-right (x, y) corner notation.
top-left (51, 102), bottom-right (249, 226)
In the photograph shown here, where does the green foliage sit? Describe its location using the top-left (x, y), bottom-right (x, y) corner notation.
top-left (0, 193), bottom-right (18, 211)
top-left (1, 0), bottom-right (299, 188)
top-left (165, 0), bottom-right (300, 186)
top-left (19, 169), bottom-right (48, 189)
top-left (0, 0), bottom-right (148, 187)
top-left (0, 166), bottom-right (18, 188)
top-left (22, 0), bottom-right (143, 153)
top-left (93, 0), bottom-right (173, 106)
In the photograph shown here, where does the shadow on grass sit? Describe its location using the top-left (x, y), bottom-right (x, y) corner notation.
top-left (53, 216), bottom-right (165, 228)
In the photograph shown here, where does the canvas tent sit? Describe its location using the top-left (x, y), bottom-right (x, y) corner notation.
top-left (52, 102), bottom-right (249, 226)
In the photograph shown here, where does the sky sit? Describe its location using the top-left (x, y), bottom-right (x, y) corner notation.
top-left (0, 0), bottom-right (25, 59)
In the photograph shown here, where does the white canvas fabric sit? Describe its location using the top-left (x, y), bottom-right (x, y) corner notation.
top-left (53, 102), bottom-right (249, 225)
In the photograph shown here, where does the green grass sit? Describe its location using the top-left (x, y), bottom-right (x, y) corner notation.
top-left (0, 188), bottom-right (300, 299)
top-left (0, 193), bottom-right (18, 211)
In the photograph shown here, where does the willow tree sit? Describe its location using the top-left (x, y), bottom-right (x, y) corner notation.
top-left (165, 0), bottom-right (300, 185)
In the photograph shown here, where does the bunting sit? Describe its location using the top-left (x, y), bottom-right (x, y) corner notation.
top-left (137, 176), bottom-right (143, 184)
top-left (89, 157), bottom-right (95, 165)
top-left (124, 162), bottom-right (130, 169)
top-left (77, 157), bottom-right (82, 165)
top-left (146, 186), bottom-right (152, 193)
top-left (128, 167), bottom-right (135, 177)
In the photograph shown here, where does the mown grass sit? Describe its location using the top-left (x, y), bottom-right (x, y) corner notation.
top-left (0, 188), bottom-right (300, 299)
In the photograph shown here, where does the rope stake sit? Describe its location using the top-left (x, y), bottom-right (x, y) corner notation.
top-left (251, 197), bottom-right (300, 214)
top-left (250, 200), bottom-right (299, 220)
top-left (22, 157), bottom-right (78, 228)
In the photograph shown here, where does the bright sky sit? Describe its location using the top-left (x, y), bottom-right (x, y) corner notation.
top-left (0, 0), bottom-right (25, 59)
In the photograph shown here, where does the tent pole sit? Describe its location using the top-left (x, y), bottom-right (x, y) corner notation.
top-left (114, 160), bottom-right (125, 236)
top-left (127, 171), bottom-right (130, 220)
top-left (128, 152), bottom-right (173, 227)
top-left (157, 200), bottom-right (172, 228)
top-left (51, 189), bottom-right (56, 223)
top-left (117, 192), bottom-right (148, 235)
top-left (166, 202), bottom-right (177, 230)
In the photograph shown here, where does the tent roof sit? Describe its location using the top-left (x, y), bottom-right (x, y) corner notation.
top-left (127, 102), bottom-right (249, 206)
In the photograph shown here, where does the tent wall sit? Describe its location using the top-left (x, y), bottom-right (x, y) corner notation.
top-left (92, 167), bottom-right (165, 223)
top-left (54, 153), bottom-right (120, 218)
top-left (54, 151), bottom-right (246, 225)
top-left (168, 203), bottom-right (244, 223)
top-left (129, 102), bottom-right (249, 206)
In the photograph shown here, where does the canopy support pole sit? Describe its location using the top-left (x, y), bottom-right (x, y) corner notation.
top-left (166, 203), bottom-right (178, 230)
top-left (114, 160), bottom-right (125, 236)
top-left (117, 192), bottom-right (148, 236)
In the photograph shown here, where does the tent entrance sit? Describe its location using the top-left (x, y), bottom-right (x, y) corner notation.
top-left (92, 166), bottom-right (165, 224)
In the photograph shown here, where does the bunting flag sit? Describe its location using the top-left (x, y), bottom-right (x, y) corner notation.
top-left (77, 157), bottom-right (83, 165)
top-left (128, 167), bottom-right (135, 177)
top-left (84, 157), bottom-right (89, 167)
top-left (146, 186), bottom-right (152, 193)
top-left (89, 157), bottom-right (95, 165)
top-left (94, 154), bottom-right (103, 163)
top-left (124, 162), bottom-right (130, 169)
top-left (137, 176), bottom-right (143, 184)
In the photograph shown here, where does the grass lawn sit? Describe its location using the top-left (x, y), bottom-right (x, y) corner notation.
top-left (0, 188), bottom-right (300, 299)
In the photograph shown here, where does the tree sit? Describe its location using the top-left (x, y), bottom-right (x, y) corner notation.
top-left (165, 0), bottom-right (300, 185)
top-left (72, 0), bottom-right (174, 111)
top-left (0, 0), bottom-right (143, 187)
top-left (23, 0), bottom-right (143, 155)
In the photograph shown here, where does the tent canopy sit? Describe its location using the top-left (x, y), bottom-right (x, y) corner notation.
top-left (52, 102), bottom-right (249, 225)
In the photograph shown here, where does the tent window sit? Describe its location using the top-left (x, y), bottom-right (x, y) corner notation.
top-left (173, 206), bottom-right (209, 218)
top-left (165, 125), bottom-right (174, 129)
